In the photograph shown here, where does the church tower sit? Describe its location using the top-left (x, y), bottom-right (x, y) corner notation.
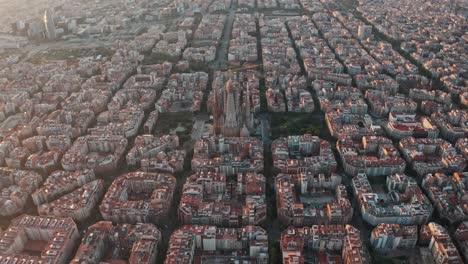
top-left (244, 82), bottom-right (252, 132)
top-left (222, 75), bottom-right (241, 137)
top-left (212, 84), bottom-right (223, 136)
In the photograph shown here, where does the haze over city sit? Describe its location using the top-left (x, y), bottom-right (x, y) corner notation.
top-left (0, 0), bottom-right (466, 263)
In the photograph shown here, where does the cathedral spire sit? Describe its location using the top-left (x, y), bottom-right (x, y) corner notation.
top-left (223, 70), bottom-right (241, 137)
top-left (244, 81), bottom-right (252, 131)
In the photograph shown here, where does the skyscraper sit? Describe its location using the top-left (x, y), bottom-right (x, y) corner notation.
top-left (44, 9), bottom-right (56, 40)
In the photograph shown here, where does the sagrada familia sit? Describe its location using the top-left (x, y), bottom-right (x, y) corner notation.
top-left (210, 72), bottom-right (255, 137)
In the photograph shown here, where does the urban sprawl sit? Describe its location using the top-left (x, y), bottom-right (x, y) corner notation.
top-left (0, 0), bottom-right (466, 263)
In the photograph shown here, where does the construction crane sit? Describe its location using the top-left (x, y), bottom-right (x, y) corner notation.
top-left (229, 63), bottom-right (263, 72)
top-left (224, 63), bottom-right (263, 81)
